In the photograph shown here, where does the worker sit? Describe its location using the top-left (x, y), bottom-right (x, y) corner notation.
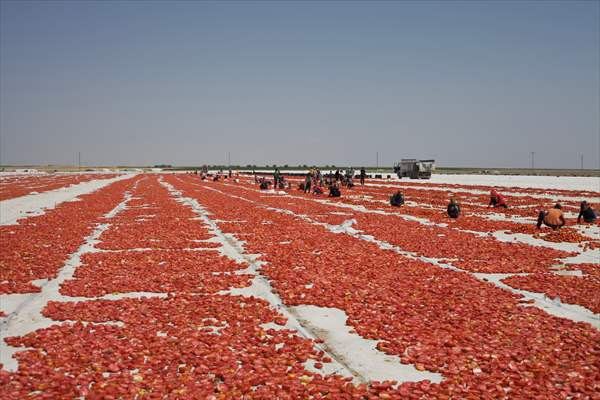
top-left (313, 184), bottom-right (324, 195)
top-left (345, 168), bottom-right (353, 183)
top-left (273, 168), bottom-right (280, 188)
top-left (334, 169), bottom-right (341, 183)
top-left (390, 191), bottom-right (404, 207)
top-left (537, 203), bottom-right (566, 230)
top-left (447, 198), bottom-right (460, 218)
top-left (329, 182), bottom-right (341, 197)
top-left (578, 201), bottom-right (597, 223)
top-left (360, 167), bottom-right (366, 185)
top-left (304, 172), bottom-right (312, 193)
top-left (259, 178), bottom-right (269, 190)
top-left (489, 190), bottom-right (508, 208)
top-left (277, 175), bottom-right (286, 189)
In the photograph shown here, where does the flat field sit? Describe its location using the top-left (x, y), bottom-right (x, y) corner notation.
top-left (1, 172), bottom-right (599, 399)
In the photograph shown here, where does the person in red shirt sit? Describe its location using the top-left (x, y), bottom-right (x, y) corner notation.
top-left (488, 190), bottom-right (508, 208)
top-left (537, 203), bottom-right (566, 230)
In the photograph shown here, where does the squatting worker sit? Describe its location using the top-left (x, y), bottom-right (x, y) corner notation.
top-left (447, 198), bottom-right (460, 219)
top-left (390, 190), bottom-right (404, 207)
top-left (578, 201), bottom-right (597, 224)
top-left (537, 203), bottom-right (566, 230)
top-left (489, 190), bottom-right (508, 208)
top-left (328, 182), bottom-right (341, 197)
top-left (360, 167), bottom-right (366, 185)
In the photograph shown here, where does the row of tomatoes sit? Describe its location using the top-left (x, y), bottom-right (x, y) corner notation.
top-left (502, 272), bottom-right (600, 314)
top-left (59, 250), bottom-right (251, 297)
top-left (96, 178), bottom-right (216, 251)
top-left (0, 176), bottom-right (141, 294)
top-left (168, 175), bottom-right (600, 399)
top-left (533, 228), bottom-right (596, 244)
top-left (0, 173), bottom-right (118, 201)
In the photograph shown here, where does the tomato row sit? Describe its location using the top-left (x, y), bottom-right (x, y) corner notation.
top-left (97, 178), bottom-right (215, 250)
top-left (60, 250), bottom-right (252, 297)
top-left (0, 173), bottom-right (118, 201)
top-left (502, 273), bottom-right (600, 313)
top-left (0, 176), bottom-right (140, 294)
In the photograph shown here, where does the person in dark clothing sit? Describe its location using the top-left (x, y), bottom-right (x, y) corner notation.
top-left (390, 191), bottom-right (404, 207)
top-left (447, 198), bottom-right (460, 218)
top-left (489, 190), bottom-right (508, 208)
top-left (537, 203), bottom-right (566, 230)
top-left (334, 169), bottom-right (340, 183)
top-left (304, 172), bottom-right (312, 193)
top-left (273, 168), bottom-right (280, 188)
top-left (277, 175), bottom-right (286, 189)
top-left (259, 178), bottom-right (269, 190)
top-left (329, 183), bottom-right (341, 197)
top-left (578, 201), bottom-right (597, 223)
top-left (360, 168), bottom-right (366, 185)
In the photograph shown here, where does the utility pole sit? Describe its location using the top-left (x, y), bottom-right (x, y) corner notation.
top-left (580, 154), bottom-right (584, 170)
top-left (227, 152), bottom-right (231, 168)
top-left (376, 152), bottom-right (379, 171)
top-left (530, 152), bottom-right (535, 170)
top-left (78, 152), bottom-right (81, 171)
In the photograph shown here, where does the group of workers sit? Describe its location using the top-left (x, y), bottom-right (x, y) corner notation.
top-left (392, 188), bottom-right (596, 228)
top-left (298, 168), bottom-right (366, 196)
top-left (386, 187), bottom-right (597, 229)
top-left (255, 169), bottom-right (598, 229)
top-left (387, 191), bottom-right (460, 219)
top-left (536, 200), bottom-right (597, 229)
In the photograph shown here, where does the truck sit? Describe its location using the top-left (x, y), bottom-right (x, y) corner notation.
top-left (393, 159), bottom-right (435, 179)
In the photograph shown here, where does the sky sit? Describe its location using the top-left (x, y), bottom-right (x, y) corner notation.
top-left (1, 1), bottom-right (598, 168)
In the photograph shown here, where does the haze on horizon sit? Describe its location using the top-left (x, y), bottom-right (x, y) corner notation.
top-left (1, 1), bottom-right (599, 169)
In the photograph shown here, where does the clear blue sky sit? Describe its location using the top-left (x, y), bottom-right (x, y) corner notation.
top-left (1, 0), bottom-right (598, 168)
